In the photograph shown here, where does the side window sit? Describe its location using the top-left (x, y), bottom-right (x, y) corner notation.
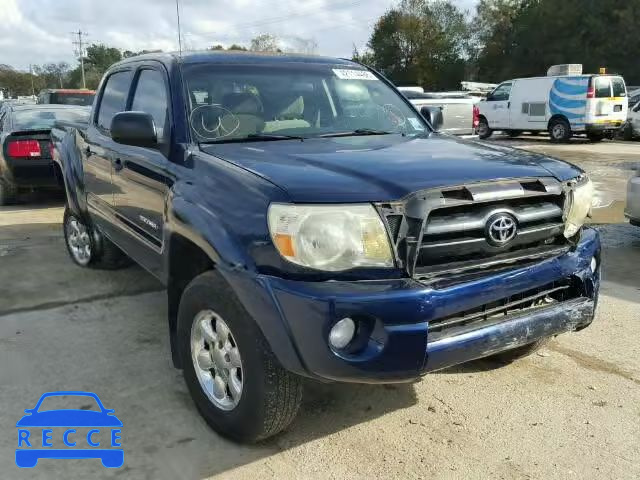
top-left (488, 82), bottom-right (512, 101)
top-left (130, 69), bottom-right (169, 141)
top-left (594, 77), bottom-right (611, 98)
top-left (96, 70), bottom-right (133, 133)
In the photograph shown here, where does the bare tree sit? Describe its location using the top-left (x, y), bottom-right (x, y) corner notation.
top-left (250, 34), bottom-right (281, 52)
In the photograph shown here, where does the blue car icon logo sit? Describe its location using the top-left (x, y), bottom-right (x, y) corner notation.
top-left (16, 391), bottom-right (123, 468)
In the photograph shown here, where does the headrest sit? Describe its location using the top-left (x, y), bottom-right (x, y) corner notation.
top-left (222, 93), bottom-right (263, 115)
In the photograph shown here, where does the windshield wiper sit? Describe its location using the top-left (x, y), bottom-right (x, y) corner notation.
top-left (200, 133), bottom-right (305, 144)
top-left (316, 128), bottom-right (398, 138)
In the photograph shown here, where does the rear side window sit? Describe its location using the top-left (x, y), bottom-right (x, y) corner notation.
top-left (594, 77), bottom-right (611, 98)
top-left (130, 69), bottom-right (169, 141)
top-left (97, 71), bottom-right (133, 132)
top-left (611, 77), bottom-right (626, 97)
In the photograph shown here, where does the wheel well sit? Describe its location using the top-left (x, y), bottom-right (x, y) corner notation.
top-left (478, 114), bottom-right (488, 122)
top-left (167, 234), bottom-right (214, 368)
top-left (548, 114), bottom-right (568, 130)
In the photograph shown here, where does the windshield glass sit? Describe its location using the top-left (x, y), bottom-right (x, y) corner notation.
top-left (183, 63), bottom-right (427, 142)
top-left (50, 92), bottom-right (95, 106)
top-left (13, 108), bottom-right (89, 130)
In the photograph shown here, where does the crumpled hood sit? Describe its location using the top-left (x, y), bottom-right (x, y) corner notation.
top-left (200, 134), bottom-right (582, 202)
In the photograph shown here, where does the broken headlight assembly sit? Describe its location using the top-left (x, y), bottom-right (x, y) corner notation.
top-left (564, 175), bottom-right (594, 238)
top-left (268, 204), bottom-right (394, 271)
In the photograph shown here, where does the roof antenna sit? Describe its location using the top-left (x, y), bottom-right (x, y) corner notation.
top-left (176, 0), bottom-right (182, 55)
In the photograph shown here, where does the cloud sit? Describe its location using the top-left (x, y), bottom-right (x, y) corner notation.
top-left (0, 0), bottom-right (478, 71)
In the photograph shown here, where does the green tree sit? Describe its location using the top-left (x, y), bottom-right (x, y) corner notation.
top-left (367, 0), bottom-right (471, 89)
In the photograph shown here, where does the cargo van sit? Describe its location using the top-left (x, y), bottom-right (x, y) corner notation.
top-left (477, 66), bottom-right (628, 142)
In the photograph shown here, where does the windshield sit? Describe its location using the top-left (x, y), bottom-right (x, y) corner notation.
top-left (13, 108), bottom-right (89, 130)
top-left (183, 63), bottom-right (427, 142)
top-left (50, 92), bottom-right (95, 106)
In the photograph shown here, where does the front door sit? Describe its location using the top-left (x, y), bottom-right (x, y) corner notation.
top-left (485, 82), bottom-right (513, 130)
top-left (110, 66), bottom-right (172, 277)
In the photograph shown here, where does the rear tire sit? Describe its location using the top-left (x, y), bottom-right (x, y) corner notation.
top-left (63, 207), bottom-right (131, 269)
top-left (477, 118), bottom-right (492, 139)
top-left (587, 132), bottom-right (605, 142)
top-left (0, 180), bottom-right (18, 206)
top-left (489, 338), bottom-right (550, 364)
top-left (549, 118), bottom-right (572, 143)
top-left (505, 130), bottom-right (522, 138)
top-left (623, 123), bottom-right (634, 141)
top-left (178, 271), bottom-right (303, 443)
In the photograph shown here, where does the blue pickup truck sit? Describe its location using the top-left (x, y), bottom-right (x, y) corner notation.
top-left (52, 51), bottom-right (600, 442)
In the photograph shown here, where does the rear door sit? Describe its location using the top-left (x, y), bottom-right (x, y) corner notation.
top-left (586, 76), bottom-right (628, 126)
top-left (109, 64), bottom-right (172, 276)
top-left (84, 69), bottom-right (134, 230)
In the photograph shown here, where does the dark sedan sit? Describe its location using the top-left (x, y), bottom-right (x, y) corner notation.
top-left (0, 104), bottom-right (88, 204)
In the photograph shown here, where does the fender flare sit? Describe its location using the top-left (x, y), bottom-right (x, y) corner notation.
top-left (164, 193), bottom-right (307, 376)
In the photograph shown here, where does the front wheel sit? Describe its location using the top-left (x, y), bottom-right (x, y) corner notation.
top-left (549, 118), bottom-right (572, 143)
top-left (178, 271), bottom-right (303, 442)
top-left (477, 118), bottom-right (492, 139)
top-left (623, 123), bottom-right (634, 141)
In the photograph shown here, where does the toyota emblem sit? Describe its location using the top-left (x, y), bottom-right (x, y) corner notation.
top-left (486, 213), bottom-right (518, 246)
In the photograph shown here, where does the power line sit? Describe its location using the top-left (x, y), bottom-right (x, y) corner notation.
top-left (71, 30), bottom-right (88, 89)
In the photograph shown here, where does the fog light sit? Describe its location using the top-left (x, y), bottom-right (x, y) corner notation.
top-left (590, 257), bottom-right (597, 273)
top-left (329, 317), bottom-right (356, 349)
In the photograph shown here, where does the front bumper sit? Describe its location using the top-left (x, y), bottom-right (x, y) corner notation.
top-left (232, 228), bottom-right (600, 383)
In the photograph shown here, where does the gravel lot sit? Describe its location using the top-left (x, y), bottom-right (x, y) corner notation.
top-left (1, 138), bottom-right (639, 479)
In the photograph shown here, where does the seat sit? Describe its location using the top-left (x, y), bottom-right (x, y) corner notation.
top-left (220, 92), bottom-right (265, 138)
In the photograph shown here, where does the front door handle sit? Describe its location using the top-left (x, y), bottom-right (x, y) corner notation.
top-left (85, 146), bottom-right (92, 157)
top-left (113, 158), bottom-right (124, 172)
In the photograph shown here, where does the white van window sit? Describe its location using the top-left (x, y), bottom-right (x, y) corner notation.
top-left (611, 77), bottom-right (626, 97)
top-left (488, 82), bottom-right (512, 102)
top-left (594, 77), bottom-right (611, 98)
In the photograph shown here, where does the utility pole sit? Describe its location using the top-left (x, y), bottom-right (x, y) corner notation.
top-left (29, 64), bottom-right (35, 97)
top-left (72, 30), bottom-right (88, 89)
top-left (175, 0), bottom-right (182, 55)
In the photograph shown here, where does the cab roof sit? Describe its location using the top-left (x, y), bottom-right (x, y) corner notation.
top-left (114, 50), bottom-right (360, 69)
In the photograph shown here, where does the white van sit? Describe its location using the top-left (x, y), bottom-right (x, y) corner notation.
top-left (477, 71), bottom-right (628, 142)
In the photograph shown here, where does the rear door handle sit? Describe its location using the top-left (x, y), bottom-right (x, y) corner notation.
top-left (113, 158), bottom-right (124, 172)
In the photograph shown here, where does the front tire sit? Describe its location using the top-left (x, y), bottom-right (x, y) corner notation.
top-left (623, 123), bottom-right (634, 141)
top-left (177, 271), bottom-right (303, 443)
top-left (477, 118), bottom-right (492, 139)
top-left (549, 118), bottom-right (572, 143)
top-left (63, 207), bottom-right (131, 269)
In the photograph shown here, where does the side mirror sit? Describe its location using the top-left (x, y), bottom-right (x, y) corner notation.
top-left (111, 111), bottom-right (157, 148)
top-left (420, 105), bottom-right (444, 132)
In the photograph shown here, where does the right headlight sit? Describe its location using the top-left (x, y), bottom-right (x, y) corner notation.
top-left (267, 203), bottom-right (394, 271)
top-left (564, 176), bottom-right (594, 238)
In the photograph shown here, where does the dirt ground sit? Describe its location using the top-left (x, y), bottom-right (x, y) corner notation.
top-left (0, 137), bottom-right (639, 479)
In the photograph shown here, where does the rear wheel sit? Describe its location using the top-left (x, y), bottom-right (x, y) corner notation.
top-left (505, 130), bottom-right (522, 138)
top-left (587, 132), bottom-right (605, 142)
top-left (0, 180), bottom-right (18, 206)
top-left (549, 118), bottom-right (572, 143)
top-left (178, 271), bottom-right (303, 443)
top-left (477, 118), bottom-right (492, 139)
top-left (63, 207), bottom-right (131, 269)
top-left (489, 338), bottom-right (550, 364)
top-left (623, 123), bottom-right (634, 141)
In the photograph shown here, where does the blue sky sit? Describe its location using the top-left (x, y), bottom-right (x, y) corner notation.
top-left (0, 0), bottom-right (478, 71)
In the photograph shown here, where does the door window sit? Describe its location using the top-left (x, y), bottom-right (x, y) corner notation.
top-left (594, 77), bottom-right (612, 98)
top-left (611, 77), bottom-right (626, 97)
top-left (488, 83), bottom-right (512, 101)
top-left (130, 69), bottom-right (169, 141)
top-left (96, 70), bottom-right (133, 133)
